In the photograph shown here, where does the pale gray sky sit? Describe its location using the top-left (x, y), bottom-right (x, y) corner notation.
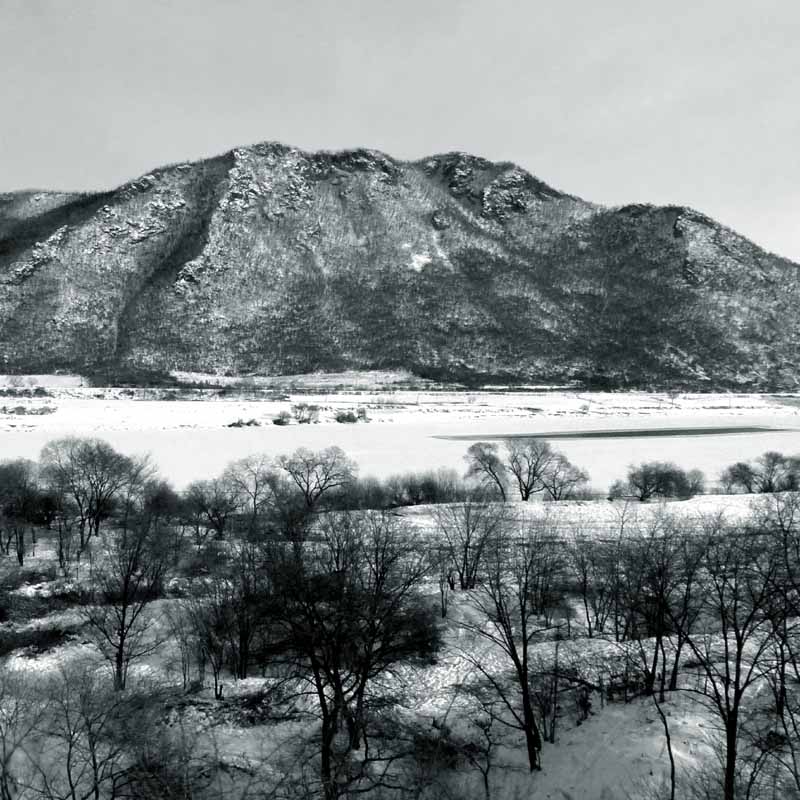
top-left (2, 0), bottom-right (798, 260)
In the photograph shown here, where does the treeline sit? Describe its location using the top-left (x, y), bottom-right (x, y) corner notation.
top-left (4, 440), bottom-right (800, 572)
top-left (0, 437), bottom-right (593, 566)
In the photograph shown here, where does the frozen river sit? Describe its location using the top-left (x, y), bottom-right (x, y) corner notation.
top-left (1, 389), bottom-right (799, 491)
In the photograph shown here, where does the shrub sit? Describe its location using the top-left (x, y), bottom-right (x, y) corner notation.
top-left (226, 418), bottom-right (260, 428)
top-left (335, 410), bottom-right (358, 423)
top-left (291, 403), bottom-right (320, 424)
top-left (609, 462), bottom-right (704, 501)
top-left (272, 410), bottom-right (291, 425)
top-left (0, 624), bottom-right (78, 657)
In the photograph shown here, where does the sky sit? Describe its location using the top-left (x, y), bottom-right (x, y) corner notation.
top-left (1, 0), bottom-right (798, 260)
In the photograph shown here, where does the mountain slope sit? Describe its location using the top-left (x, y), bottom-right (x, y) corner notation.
top-left (1, 142), bottom-right (798, 388)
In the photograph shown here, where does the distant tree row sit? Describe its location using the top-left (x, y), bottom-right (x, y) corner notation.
top-left (720, 450), bottom-right (800, 494)
top-left (464, 439), bottom-right (590, 501)
top-left (604, 450), bottom-right (800, 502)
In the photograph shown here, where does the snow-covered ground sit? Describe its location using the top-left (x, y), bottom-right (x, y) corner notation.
top-left (0, 390), bottom-right (799, 490)
top-left (1, 489), bottom-right (783, 800)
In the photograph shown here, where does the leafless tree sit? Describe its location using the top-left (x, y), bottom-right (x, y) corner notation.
top-left (32, 660), bottom-right (130, 800)
top-left (215, 540), bottom-right (269, 680)
top-left (222, 454), bottom-right (281, 538)
top-left (431, 543), bottom-right (452, 618)
top-left (0, 667), bottom-right (44, 800)
top-left (464, 443), bottom-right (508, 501)
top-left (568, 535), bottom-right (618, 638)
top-left (459, 518), bottom-right (560, 772)
top-left (611, 461), bottom-right (705, 502)
top-left (291, 403), bottom-right (320, 425)
top-left (434, 495), bottom-right (506, 590)
top-left (523, 517), bottom-right (567, 627)
top-left (676, 515), bottom-right (781, 800)
top-left (720, 462), bottom-right (757, 494)
top-left (164, 602), bottom-right (200, 691)
top-left (266, 510), bottom-right (437, 799)
top-left (0, 459), bottom-right (40, 567)
top-left (185, 588), bottom-right (228, 700)
top-left (183, 478), bottom-right (238, 540)
top-left (720, 452), bottom-right (800, 495)
top-left (505, 438), bottom-right (555, 501)
top-left (750, 493), bottom-right (800, 795)
top-left (53, 496), bottom-right (80, 579)
top-left (541, 453), bottom-right (590, 501)
top-left (277, 447), bottom-right (357, 509)
top-left (40, 438), bottom-right (153, 549)
top-left (82, 514), bottom-right (167, 690)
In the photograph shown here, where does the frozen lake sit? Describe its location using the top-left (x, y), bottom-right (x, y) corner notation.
top-left (1, 390), bottom-right (799, 490)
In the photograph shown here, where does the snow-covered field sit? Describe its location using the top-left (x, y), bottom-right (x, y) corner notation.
top-left (0, 490), bottom-right (784, 799)
top-left (1, 389), bottom-right (799, 490)
top-left (0, 558), bottom-right (724, 800)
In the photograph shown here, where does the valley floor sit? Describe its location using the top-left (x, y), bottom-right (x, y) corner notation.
top-left (1, 386), bottom-right (799, 491)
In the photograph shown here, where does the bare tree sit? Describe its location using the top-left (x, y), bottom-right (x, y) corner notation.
top-left (752, 493), bottom-right (800, 795)
top-left (541, 453), bottom-right (590, 501)
top-left (676, 515), bottom-right (781, 800)
top-left (721, 462), bottom-right (757, 494)
top-left (568, 534), bottom-right (618, 639)
top-left (611, 461), bottom-right (705, 502)
top-left (523, 517), bottom-right (567, 627)
top-left (754, 451), bottom-right (800, 493)
top-left (222, 454), bottom-right (281, 538)
top-left (0, 667), bottom-right (44, 800)
top-left (277, 446), bottom-right (357, 509)
top-left (291, 403), bottom-right (320, 425)
top-left (163, 602), bottom-right (200, 691)
top-left (505, 438), bottom-right (555, 501)
top-left (431, 543), bottom-right (452, 618)
top-left (215, 540), bottom-right (269, 680)
top-left (459, 518), bottom-right (558, 772)
top-left (40, 438), bottom-right (153, 549)
top-left (0, 459), bottom-right (40, 566)
top-left (720, 452), bottom-right (800, 495)
top-left (266, 510), bottom-right (438, 799)
top-left (82, 514), bottom-right (167, 690)
top-left (183, 478), bottom-right (237, 540)
top-left (186, 588), bottom-right (228, 700)
top-left (53, 495), bottom-right (80, 579)
top-left (464, 443), bottom-right (508, 501)
top-left (33, 661), bottom-right (129, 800)
top-left (434, 495), bottom-right (506, 590)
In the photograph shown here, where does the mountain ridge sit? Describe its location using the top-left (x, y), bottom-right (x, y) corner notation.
top-left (1, 141), bottom-right (798, 389)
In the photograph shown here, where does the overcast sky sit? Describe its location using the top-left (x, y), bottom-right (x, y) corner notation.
top-left (2, 0), bottom-right (798, 260)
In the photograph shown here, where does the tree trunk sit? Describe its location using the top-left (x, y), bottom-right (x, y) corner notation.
top-left (520, 681), bottom-right (542, 771)
top-left (15, 528), bottom-right (24, 566)
top-left (652, 692), bottom-right (675, 800)
top-left (320, 708), bottom-right (339, 800)
top-left (114, 649), bottom-right (125, 691)
top-left (237, 627), bottom-right (249, 679)
top-left (658, 637), bottom-right (668, 703)
top-left (669, 638), bottom-right (683, 691)
top-left (724, 717), bottom-right (738, 800)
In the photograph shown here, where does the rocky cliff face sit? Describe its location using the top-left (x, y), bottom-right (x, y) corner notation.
top-left (1, 142), bottom-right (798, 388)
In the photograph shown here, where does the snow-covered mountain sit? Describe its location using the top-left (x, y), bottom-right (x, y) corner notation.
top-left (1, 142), bottom-right (798, 388)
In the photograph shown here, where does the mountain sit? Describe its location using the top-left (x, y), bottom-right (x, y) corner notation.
top-left (1, 142), bottom-right (798, 389)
